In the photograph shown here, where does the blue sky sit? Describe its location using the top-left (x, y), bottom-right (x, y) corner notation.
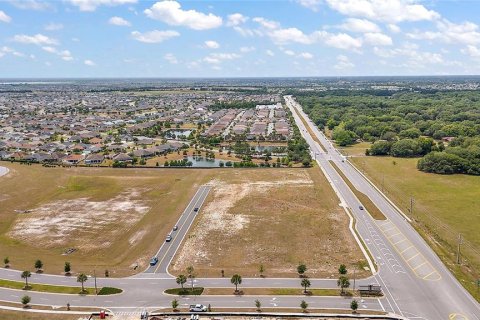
top-left (1, 0), bottom-right (480, 77)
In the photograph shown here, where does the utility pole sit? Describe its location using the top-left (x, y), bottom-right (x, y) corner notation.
top-left (456, 234), bottom-right (463, 265)
top-left (94, 269), bottom-right (98, 295)
top-left (353, 267), bottom-right (356, 294)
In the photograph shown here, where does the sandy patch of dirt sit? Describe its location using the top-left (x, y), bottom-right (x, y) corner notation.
top-left (129, 229), bottom-right (148, 246)
top-left (9, 189), bottom-right (150, 251)
top-left (173, 174), bottom-right (313, 271)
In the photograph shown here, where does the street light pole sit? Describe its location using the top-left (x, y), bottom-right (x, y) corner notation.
top-left (456, 234), bottom-right (463, 265)
top-left (94, 269), bottom-right (97, 295)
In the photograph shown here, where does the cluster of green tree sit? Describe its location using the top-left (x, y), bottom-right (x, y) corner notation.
top-left (418, 137), bottom-right (480, 175)
top-left (297, 90), bottom-right (480, 175)
top-left (297, 91), bottom-right (480, 142)
top-left (164, 159), bottom-right (193, 167)
top-left (286, 116), bottom-right (312, 167)
top-left (366, 137), bottom-right (441, 157)
top-left (233, 161), bottom-right (258, 168)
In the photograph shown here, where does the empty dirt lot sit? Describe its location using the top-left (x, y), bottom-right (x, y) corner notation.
top-left (170, 168), bottom-right (369, 278)
top-left (0, 163), bottom-right (212, 276)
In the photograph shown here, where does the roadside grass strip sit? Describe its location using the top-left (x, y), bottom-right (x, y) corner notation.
top-left (0, 279), bottom-right (122, 295)
top-left (329, 161), bottom-right (386, 220)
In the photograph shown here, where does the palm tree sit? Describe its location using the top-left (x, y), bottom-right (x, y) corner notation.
top-left (255, 299), bottom-right (261, 312)
top-left (172, 299), bottom-right (179, 311)
top-left (297, 264), bottom-right (307, 277)
top-left (231, 274), bottom-right (242, 292)
top-left (34, 260), bottom-right (43, 272)
top-left (350, 299), bottom-right (358, 313)
top-left (21, 295), bottom-right (31, 308)
top-left (300, 300), bottom-right (308, 313)
top-left (186, 266), bottom-right (195, 292)
top-left (259, 264), bottom-right (265, 278)
top-left (301, 278), bottom-right (311, 294)
top-left (21, 271), bottom-right (31, 289)
top-left (77, 273), bottom-right (88, 293)
top-left (176, 274), bottom-right (187, 290)
top-left (337, 275), bottom-right (350, 295)
top-left (64, 262), bottom-right (71, 275)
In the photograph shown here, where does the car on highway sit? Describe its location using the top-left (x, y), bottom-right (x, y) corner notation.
top-left (189, 304), bottom-right (207, 312)
top-left (194, 207), bottom-right (199, 212)
top-left (149, 257), bottom-right (158, 266)
top-left (173, 225), bottom-right (178, 231)
top-left (166, 234), bottom-right (172, 242)
top-left (359, 205), bottom-right (364, 210)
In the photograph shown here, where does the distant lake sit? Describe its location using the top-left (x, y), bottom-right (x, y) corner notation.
top-left (166, 129), bottom-right (192, 140)
top-left (186, 156), bottom-right (231, 168)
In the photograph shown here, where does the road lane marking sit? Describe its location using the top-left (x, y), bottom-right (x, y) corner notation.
top-left (406, 252), bottom-right (420, 262)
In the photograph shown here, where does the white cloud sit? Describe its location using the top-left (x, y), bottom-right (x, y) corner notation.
top-left (131, 30), bottom-right (180, 43)
top-left (334, 55), bottom-right (354, 69)
top-left (326, 0), bottom-right (440, 23)
top-left (13, 34), bottom-right (58, 46)
top-left (204, 40), bottom-right (220, 49)
top-left (67, 0), bottom-right (137, 12)
top-left (1, 46), bottom-right (25, 58)
top-left (283, 49), bottom-right (295, 56)
top-left (339, 18), bottom-right (380, 33)
top-left (9, 0), bottom-right (52, 11)
top-left (204, 53), bottom-right (241, 64)
top-left (0, 10), bottom-right (12, 23)
top-left (109, 16), bottom-right (131, 26)
top-left (41, 46), bottom-right (74, 61)
top-left (407, 20), bottom-right (480, 46)
top-left (84, 59), bottom-right (95, 66)
top-left (144, 1), bottom-right (222, 30)
top-left (45, 23), bottom-right (63, 31)
top-left (296, 0), bottom-right (322, 12)
top-left (164, 53), bottom-right (178, 64)
top-left (462, 45), bottom-right (480, 58)
top-left (269, 27), bottom-right (313, 45)
top-left (240, 46), bottom-right (255, 53)
top-left (253, 17), bottom-right (280, 30)
top-left (323, 32), bottom-right (362, 50)
top-left (298, 52), bottom-right (314, 59)
top-left (387, 24), bottom-right (401, 33)
top-left (266, 50), bottom-right (275, 57)
top-left (363, 32), bottom-right (392, 46)
top-left (227, 13), bottom-right (248, 27)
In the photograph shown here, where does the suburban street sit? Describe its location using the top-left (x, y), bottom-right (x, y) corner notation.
top-left (284, 95), bottom-right (480, 320)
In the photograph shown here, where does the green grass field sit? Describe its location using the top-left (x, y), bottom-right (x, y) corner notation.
top-left (350, 155), bottom-right (480, 301)
top-left (0, 279), bottom-right (121, 295)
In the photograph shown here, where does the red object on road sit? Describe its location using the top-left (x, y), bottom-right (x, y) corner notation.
top-left (100, 310), bottom-right (106, 319)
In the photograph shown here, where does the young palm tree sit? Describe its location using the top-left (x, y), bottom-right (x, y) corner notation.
top-left (77, 273), bottom-right (88, 293)
top-left (300, 300), bottom-right (308, 313)
top-left (255, 299), bottom-right (261, 312)
top-left (21, 271), bottom-right (31, 289)
top-left (34, 260), bottom-right (43, 272)
top-left (338, 264), bottom-right (347, 275)
top-left (301, 278), bottom-right (311, 294)
top-left (337, 275), bottom-right (350, 295)
top-left (231, 274), bottom-right (242, 292)
top-left (176, 274), bottom-right (187, 290)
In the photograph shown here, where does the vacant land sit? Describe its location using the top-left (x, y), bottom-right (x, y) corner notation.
top-left (0, 163), bottom-right (212, 276)
top-left (170, 168), bottom-right (369, 278)
top-left (350, 156), bottom-right (480, 301)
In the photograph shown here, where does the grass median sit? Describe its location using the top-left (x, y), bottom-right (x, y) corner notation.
top-left (329, 161), bottom-right (386, 220)
top-left (0, 279), bottom-right (122, 295)
top-left (165, 287), bottom-right (354, 296)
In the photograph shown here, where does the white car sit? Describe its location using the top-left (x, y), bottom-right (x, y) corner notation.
top-left (189, 304), bottom-right (207, 312)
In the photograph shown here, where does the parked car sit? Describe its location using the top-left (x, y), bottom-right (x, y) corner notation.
top-left (359, 206), bottom-right (364, 210)
top-left (173, 225), bottom-right (178, 231)
top-left (166, 234), bottom-right (172, 242)
top-left (189, 304), bottom-right (207, 312)
top-left (149, 257), bottom-right (158, 266)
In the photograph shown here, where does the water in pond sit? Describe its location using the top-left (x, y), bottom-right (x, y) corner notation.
top-left (166, 130), bottom-right (192, 140)
top-left (186, 156), bottom-right (230, 167)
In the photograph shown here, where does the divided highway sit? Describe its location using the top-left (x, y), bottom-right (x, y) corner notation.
top-left (285, 95), bottom-right (480, 320)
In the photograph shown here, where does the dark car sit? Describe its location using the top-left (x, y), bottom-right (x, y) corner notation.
top-left (359, 206), bottom-right (364, 210)
top-left (149, 257), bottom-right (158, 266)
top-left (194, 207), bottom-right (199, 212)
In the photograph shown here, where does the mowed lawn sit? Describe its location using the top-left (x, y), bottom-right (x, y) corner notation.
top-left (170, 168), bottom-right (369, 278)
top-left (0, 162), bottom-right (212, 276)
top-left (350, 156), bottom-right (480, 299)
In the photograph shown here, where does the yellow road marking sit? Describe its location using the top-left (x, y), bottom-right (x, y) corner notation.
top-left (449, 313), bottom-right (469, 320)
top-left (399, 245), bottom-right (414, 254)
top-left (406, 252), bottom-right (420, 262)
top-left (387, 232), bottom-right (402, 239)
top-left (392, 238), bottom-right (408, 245)
top-left (412, 261), bottom-right (427, 271)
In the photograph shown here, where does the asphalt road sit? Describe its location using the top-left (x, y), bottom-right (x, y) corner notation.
top-left (284, 95), bottom-right (480, 320)
top-left (143, 185), bottom-right (211, 275)
top-left (0, 166), bottom-right (9, 177)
